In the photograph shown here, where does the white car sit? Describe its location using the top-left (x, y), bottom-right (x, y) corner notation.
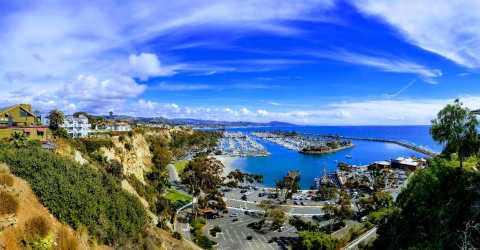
top-left (325, 201), bottom-right (330, 205)
top-left (230, 213), bottom-right (238, 217)
top-left (279, 226), bottom-right (287, 232)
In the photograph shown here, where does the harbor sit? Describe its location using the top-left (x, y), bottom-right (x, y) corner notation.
top-left (216, 131), bottom-right (271, 156)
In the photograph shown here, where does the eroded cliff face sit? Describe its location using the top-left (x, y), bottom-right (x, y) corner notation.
top-left (102, 133), bottom-right (153, 184)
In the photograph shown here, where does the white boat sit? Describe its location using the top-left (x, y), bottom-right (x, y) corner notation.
top-left (346, 155), bottom-right (352, 158)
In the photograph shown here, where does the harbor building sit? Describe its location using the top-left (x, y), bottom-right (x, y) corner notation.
top-left (0, 104), bottom-right (49, 142)
top-left (391, 156), bottom-right (426, 171)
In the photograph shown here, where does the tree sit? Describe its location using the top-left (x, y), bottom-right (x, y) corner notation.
top-left (430, 98), bottom-right (479, 171)
top-left (151, 146), bottom-right (172, 171)
top-left (322, 205), bottom-right (336, 237)
top-left (10, 131), bottom-right (29, 148)
top-left (283, 176), bottom-right (300, 202)
top-left (337, 162), bottom-right (352, 173)
top-left (34, 109), bottom-right (40, 124)
top-left (73, 111), bottom-right (96, 127)
top-left (109, 111), bottom-right (113, 120)
top-left (180, 157), bottom-right (225, 217)
top-left (47, 109), bottom-right (65, 129)
top-left (258, 200), bottom-right (275, 215)
top-left (254, 174), bottom-right (264, 187)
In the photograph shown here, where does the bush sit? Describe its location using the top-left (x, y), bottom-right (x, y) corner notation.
top-left (364, 221), bottom-right (373, 229)
top-left (173, 231), bottom-right (182, 240)
top-left (128, 131), bottom-right (133, 137)
top-left (90, 150), bottom-right (107, 165)
top-left (268, 239), bottom-right (274, 243)
top-left (0, 163), bottom-right (10, 174)
top-left (210, 230), bottom-right (216, 237)
top-left (196, 235), bottom-right (213, 249)
top-left (52, 127), bottom-right (70, 139)
top-left (119, 134), bottom-right (125, 142)
top-left (23, 215), bottom-right (51, 243)
top-left (213, 226), bottom-right (222, 232)
top-left (84, 138), bottom-right (114, 153)
top-left (125, 142), bottom-right (132, 151)
top-left (232, 218), bottom-right (239, 222)
top-left (0, 192), bottom-right (18, 215)
top-left (26, 139), bottom-right (42, 149)
top-left (247, 235), bottom-right (253, 240)
top-left (0, 173), bottom-right (14, 186)
top-left (0, 148), bottom-right (147, 244)
top-left (106, 160), bottom-right (124, 180)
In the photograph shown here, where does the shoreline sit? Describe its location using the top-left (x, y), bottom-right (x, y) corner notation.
top-left (300, 144), bottom-right (356, 155)
top-left (214, 155), bottom-right (240, 177)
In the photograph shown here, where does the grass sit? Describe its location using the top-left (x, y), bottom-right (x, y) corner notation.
top-left (172, 161), bottom-right (190, 176)
top-left (165, 189), bottom-right (192, 208)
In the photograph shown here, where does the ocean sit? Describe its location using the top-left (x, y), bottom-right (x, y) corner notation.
top-left (216, 126), bottom-right (442, 189)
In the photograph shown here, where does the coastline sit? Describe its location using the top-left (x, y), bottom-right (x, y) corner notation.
top-left (214, 155), bottom-right (240, 177)
top-left (300, 144), bottom-right (356, 155)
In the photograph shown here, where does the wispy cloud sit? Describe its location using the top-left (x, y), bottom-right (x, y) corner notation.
top-left (458, 73), bottom-right (471, 77)
top-left (309, 50), bottom-right (442, 83)
top-left (255, 77), bottom-right (272, 80)
top-left (353, 0), bottom-right (480, 69)
top-left (268, 102), bottom-right (281, 105)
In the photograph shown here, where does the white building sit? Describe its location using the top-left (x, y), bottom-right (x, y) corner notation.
top-left (41, 114), bottom-right (91, 138)
top-left (96, 122), bottom-right (132, 132)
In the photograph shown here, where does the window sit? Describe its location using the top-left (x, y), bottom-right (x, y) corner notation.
top-left (20, 111), bottom-right (28, 117)
top-left (38, 132), bottom-right (44, 137)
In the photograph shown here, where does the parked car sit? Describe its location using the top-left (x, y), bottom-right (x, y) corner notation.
top-left (245, 210), bottom-right (251, 215)
top-left (279, 226), bottom-right (287, 232)
top-left (325, 201), bottom-right (330, 205)
top-left (300, 201), bottom-right (305, 205)
top-left (360, 216), bottom-right (367, 222)
top-left (270, 205), bottom-right (276, 209)
top-left (230, 213), bottom-right (238, 217)
top-left (293, 200), bottom-right (299, 205)
top-left (242, 195), bottom-right (248, 200)
top-left (241, 190), bottom-right (248, 193)
top-left (293, 215), bottom-right (299, 219)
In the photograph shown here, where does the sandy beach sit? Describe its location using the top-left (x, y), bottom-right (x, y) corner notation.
top-left (214, 155), bottom-right (240, 177)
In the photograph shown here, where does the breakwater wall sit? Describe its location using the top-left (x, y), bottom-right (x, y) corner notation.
top-left (300, 133), bottom-right (438, 157)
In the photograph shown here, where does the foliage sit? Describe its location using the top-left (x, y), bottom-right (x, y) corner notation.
top-left (119, 134), bottom-right (126, 142)
top-left (197, 235), bottom-right (214, 249)
top-left (247, 235), bottom-right (253, 240)
top-left (372, 157), bottom-right (480, 249)
top-left (51, 127), bottom-right (70, 140)
top-left (0, 140), bottom-right (14, 151)
top-left (215, 149), bottom-right (222, 155)
top-left (73, 111), bottom-right (96, 128)
top-left (90, 150), bottom-right (107, 165)
top-left (293, 231), bottom-right (339, 250)
top-left (146, 169), bottom-right (172, 195)
top-left (47, 109), bottom-right (65, 129)
top-left (106, 160), bottom-right (124, 180)
top-left (151, 145), bottom-right (172, 171)
top-left (56, 226), bottom-right (79, 250)
top-left (0, 173), bottom-right (14, 186)
top-left (125, 142), bottom-right (132, 151)
top-left (257, 200), bottom-right (275, 214)
top-left (9, 131), bottom-right (29, 148)
top-left (172, 161), bottom-right (190, 175)
top-left (232, 218), bottom-right (239, 222)
top-left (338, 162), bottom-right (352, 172)
top-left (430, 98), bottom-right (479, 170)
top-left (212, 226), bottom-right (222, 233)
top-left (0, 192), bottom-right (19, 215)
top-left (23, 215), bottom-right (51, 243)
top-left (0, 148), bottom-right (147, 244)
top-left (83, 138), bottom-right (114, 153)
top-left (172, 231), bottom-right (182, 240)
top-left (127, 174), bottom-right (157, 212)
top-left (29, 234), bottom-right (53, 250)
top-left (26, 139), bottom-right (42, 149)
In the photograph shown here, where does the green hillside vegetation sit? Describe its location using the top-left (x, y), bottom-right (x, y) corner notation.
top-left (0, 143), bottom-right (147, 245)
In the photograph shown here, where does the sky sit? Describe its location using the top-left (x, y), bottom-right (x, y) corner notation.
top-left (1, 0), bottom-right (480, 125)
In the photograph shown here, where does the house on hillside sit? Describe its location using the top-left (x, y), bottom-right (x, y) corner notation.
top-left (0, 104), bottom-right (49, 143)
top-left (41, 114), bottom-right (91, 138)
top-left (96, 122), bottom-right (132, 132)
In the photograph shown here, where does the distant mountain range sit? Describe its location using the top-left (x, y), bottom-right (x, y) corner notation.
top-left (97, 115), bottom-right (297, 128)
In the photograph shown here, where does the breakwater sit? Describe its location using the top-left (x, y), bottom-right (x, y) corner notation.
top-left (300, 133), bottom-right (438, 157)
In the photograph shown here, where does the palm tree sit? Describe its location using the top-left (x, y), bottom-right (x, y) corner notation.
top-left (10, 131), bottom-right (28, 148)
top-left (34, 109), bottom-right (40, 124)
top-left (109, 111), bottom-right (113, 120)
top-left (47, 109), bottom-right (65, 129)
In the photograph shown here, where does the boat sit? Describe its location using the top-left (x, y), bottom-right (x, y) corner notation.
top-left (334, 160), bottom-right (337, 163)
top-left (346, 155), bottom-right (352, 158)
top-left (327, 157), bottom-right (330, 159)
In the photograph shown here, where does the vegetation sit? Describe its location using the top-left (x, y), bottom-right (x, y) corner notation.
top-left (0, 147), bottom-right (147, 245)
top-left (430, 98), bottom-right (479, 170)
top-left (51, 127), bottom-right (70, 139)
top-left (0, 173), bottom-right (14, 186)
top-left (0, 192), bottom-right (19, 215)
top-left (9, 131), bottom-right (29, 148)
top-left (172, 231), bottom-right (182, 240)
top-left (172, 161), bottom-right (190, 175)
top-left (47, 109), bottom-right (65, 129)
top-left (165, 189), bottom-right (192, 208)
top-left (23, 215), bottom-right (51, 244)
top-left (293, 231), bottom-right (339, 250)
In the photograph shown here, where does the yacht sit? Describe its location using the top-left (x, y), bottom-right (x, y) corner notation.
top-left (346, 155), bottom-right (352, 158)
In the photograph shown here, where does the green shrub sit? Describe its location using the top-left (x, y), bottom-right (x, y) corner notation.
top-left (52, 127), bottom-right (70, 139)
top-left (196, 235), bottom-right (213, 249)
top-left (127, 131), bottom-right (133, 137)
top-left (210, 230), bottom-right (216, 237)
top-left (0, 148), bottom-right (147, 244)
top-left (232, 218), bottom-right (239, 222)
top-left (90, 150), bottom-right (107, 165)
top-left (84, 138), bottom-right (114, 153)
top-left (119, 135), bottom-right (125, 142)
top-left (213, 226), bottom-right (222, 232)
top-left (268, 239), bottom-right (274, 243)
top-left (364, 221), bottom-right (373, 229)
top-left (173, 231), bottom-right (182, 240)
top-left (25, 139), bottom-right (42, 149)
top-left (247, 235), bottom-right (253, 240)
top-left (0, 192), bottom-right (18, 215)
top-left (106, 160), bottom-right (124, 180)
top-left (125, 142), bottom-right (132, 151)
top-left (23, 215), bottom-right (51, 243)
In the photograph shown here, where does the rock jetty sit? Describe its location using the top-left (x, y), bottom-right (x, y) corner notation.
top-left (300, 144), bottom-right (356, 155)
top-left (340, 136), bottom-right (438, 157)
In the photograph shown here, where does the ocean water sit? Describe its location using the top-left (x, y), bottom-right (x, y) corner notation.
top-left (217, 126), bottom-right (442, 189)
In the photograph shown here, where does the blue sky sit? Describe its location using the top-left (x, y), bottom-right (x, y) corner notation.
top-left (1, 0), bottom-right (480, 125)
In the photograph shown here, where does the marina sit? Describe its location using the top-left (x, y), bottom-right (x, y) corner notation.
top-left (216, 131), bottom-right (271, 156)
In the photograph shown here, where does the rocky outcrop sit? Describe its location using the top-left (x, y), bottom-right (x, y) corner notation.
top-left (102, 134), bottom-right (153, 183)
top-left (0, 214), bottom-right (18, 230)
top-left (339, 136), bottom-right (438, 157)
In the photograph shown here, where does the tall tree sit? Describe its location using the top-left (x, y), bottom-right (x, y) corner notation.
top-left (430, 98), bottom-right (479, 170)
top-left (254, 174), bottom-right (264, 187)
top-left (337, 162), bottom-right (352, 173)
top-left (109, 111), bottom-right (113, 120)
top-left (283, 176), bottom-right (300, 202)
top-left (47, 109), bottom-right (65, 129)
top-left (34, 109), bottom-right (40, 124)
top-left (257, 200), bottom-right (275, 215)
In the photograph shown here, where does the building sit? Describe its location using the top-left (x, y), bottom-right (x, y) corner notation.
top-left (373, 160), bottom-right (391, 169)
top-left (0, 104), bottom-right (49, 143)
top-left (41, 114), bottom-right (91, 138)
top-left (96, 122), bottom-right (132, 132)
top-left (391, 156), bottom-right (425, 171)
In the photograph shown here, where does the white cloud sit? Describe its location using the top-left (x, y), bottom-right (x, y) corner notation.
top-left (32, 53), bottom-right (45, 63)
top-left (311, 50), bottom-right (442, 83)
top-left (268, 102), bottom-right (281, 106)
top-left (354, 0), bottom-right (480, 69)
top-left (157, 82), bottom-right (214, 91)
top-left (3, 71), bottom-right (25, 83)
top-left (121, 53), bottom-right (174, 80)
top-left (458, 73), bottom-right (471, 77)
